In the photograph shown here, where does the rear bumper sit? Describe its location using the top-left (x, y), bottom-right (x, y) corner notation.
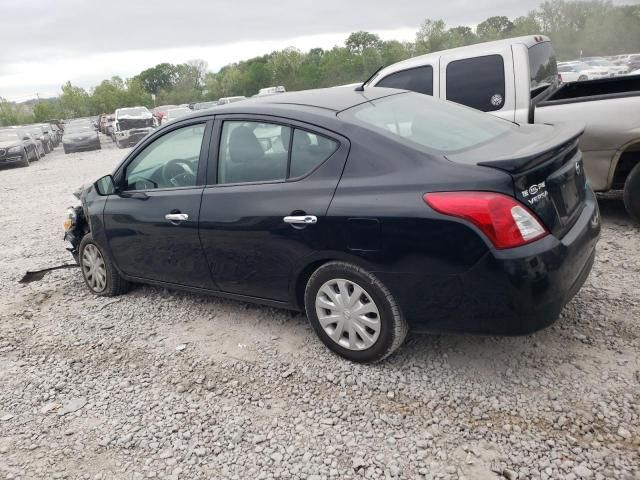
top-left (379, 189), bottom-right (600, 335)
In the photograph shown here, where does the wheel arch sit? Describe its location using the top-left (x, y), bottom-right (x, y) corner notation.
top-left (290, 253), bottom-right (378, 311)
top-left (611, 141), bottom-right (640, 190)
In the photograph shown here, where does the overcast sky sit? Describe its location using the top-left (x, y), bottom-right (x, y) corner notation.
top-left (0, 0), bottom-right (636, 101)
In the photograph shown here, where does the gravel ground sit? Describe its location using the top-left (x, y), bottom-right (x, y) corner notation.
top-left (0, 137), bottom-right (638, 480)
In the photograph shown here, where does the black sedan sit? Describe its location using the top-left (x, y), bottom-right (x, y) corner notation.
top-left (62, 123), bottom-right (101, 154)
top-left (0, 128), bottom-right (38, 167)
top-left (63, 87), bottom-right (600, 362)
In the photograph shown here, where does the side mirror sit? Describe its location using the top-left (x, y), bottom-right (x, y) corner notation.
top-left (94, 175), bottom-right (116, 196)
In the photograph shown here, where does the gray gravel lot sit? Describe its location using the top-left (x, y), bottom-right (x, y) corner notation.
top-left (0, 138), bottom-right (638, 479)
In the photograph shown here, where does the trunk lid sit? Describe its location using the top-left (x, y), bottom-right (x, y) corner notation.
top-left (446, 122), bottom-right (587, 238)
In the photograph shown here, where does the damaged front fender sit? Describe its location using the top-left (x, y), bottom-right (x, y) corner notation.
top-left (63, 205), bottom-right (88, 262)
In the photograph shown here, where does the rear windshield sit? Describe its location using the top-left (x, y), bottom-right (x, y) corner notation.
top-left (339, 92), bottom-right (514, 154)
top-left (529, 42), bottom-right (558, 95)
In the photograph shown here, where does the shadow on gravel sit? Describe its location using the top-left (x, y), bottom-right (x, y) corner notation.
top-left (597, 191), bottom-right (634, 226)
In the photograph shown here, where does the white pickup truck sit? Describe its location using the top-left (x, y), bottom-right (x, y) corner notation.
top-left (367, 35), bottom-right (640, 222)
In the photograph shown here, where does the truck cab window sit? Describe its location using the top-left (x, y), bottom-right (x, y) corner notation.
top-left (376, 66), bottom-right (434, 96)
top-left (446, 55), bottom-right (505, 112)
top-left (529, 42), bottom-right (559, 99)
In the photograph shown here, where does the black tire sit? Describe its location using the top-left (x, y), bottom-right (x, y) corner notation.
top-left (578, 75), bottom-right (588, 81)
top-left (19, 149), bottom-right (30, 167)
top-left (304, 261), bottom-right (408, 363)
top-left (623, 162), bottom-right (640, 223)
top-left (63, 146), bottom-right (69, 154)
top-left (79, 234), bottom-right (130, 297)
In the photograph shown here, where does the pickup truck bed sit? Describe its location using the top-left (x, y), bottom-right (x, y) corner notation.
top-left (535, 76), bottom-right (640, 193)
top-left (540, 75), bottom-right (640, 106)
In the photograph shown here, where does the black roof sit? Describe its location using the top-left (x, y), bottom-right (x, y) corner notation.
top-left (205, 87), bottom-right (403, 116)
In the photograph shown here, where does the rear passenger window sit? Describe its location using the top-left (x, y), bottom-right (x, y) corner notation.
top-left (446, 55), bottom-right (505, 112)
top-left (376, 66), bottom-right (434, 96)
top-left (218, 121), bottom-right (290, 184)
top-left (290, 130), bottom-right (338, 178)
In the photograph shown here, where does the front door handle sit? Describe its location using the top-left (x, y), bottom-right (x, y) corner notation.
top-left (283, 215), bottom-right (317, 225)
top-left (165, 213), bottom-right (189, 224)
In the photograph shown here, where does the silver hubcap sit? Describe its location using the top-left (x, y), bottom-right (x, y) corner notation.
top-left (315, 279), bottom-right (381, 351)
top-left (82, 244), bottom-right (107, 292)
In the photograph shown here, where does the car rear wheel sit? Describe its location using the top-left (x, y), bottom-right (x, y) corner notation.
top-left (79, 234), bottom-right (130, 296)
top-left (623, 162), bottom-right (640, 223)
top-left (304, 261), bottom-right (408, 363)
top-left (578, 75), bottom-right (588, 81)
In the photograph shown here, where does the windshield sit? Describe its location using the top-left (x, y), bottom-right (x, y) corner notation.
top-left (528, 42), bottom-right (558, 93)
top-left (119, 107), bottom-right (148, 116)
top-left (339, 92), bottom-right (514, 154)
top-left (66, 125), bottom-right (93, 133)
top-left (0, 130), bottom-right (20, 140)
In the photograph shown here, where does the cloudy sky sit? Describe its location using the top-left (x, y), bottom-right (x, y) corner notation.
top-left (0, 0), bottom-right (635, 101)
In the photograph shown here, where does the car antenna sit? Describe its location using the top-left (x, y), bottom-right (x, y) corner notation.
top-left (354, 66), bottom-right (384, 92)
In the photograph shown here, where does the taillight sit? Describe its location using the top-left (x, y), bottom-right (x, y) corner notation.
top-left (424, 192), bottom-right (548, 249)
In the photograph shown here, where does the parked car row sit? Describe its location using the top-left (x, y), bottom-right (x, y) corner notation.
top-left (558, 54), bottom-right (640, 82)
top-left (0, 121), bottom-right (63, 168)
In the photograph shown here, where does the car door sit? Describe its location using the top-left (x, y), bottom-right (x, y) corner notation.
top-left (103, 118), bottom-right (215, 289)
top-left (199, 116), bottom-right (349, 302)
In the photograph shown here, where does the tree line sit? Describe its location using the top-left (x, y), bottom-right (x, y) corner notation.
top-left (1, 0), bottom-right (639, 126)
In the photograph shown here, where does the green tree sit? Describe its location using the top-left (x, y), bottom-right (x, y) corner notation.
top-left (447, 26), bottom-right (478, 47)
top-left (0, 98), bottom-right (33, 126)
top-left (59, 82), bottom-right (91, 118)
top-left (136, 63), bottom-right (178, 95)
top-left (476, 16), bottom-right (515, 40)
top-left (415, 19), bottom-right (449, 54)
top-left (345, 31), bottom-right (382, 54)
top-left (32, 101), bottom-right (59, 122)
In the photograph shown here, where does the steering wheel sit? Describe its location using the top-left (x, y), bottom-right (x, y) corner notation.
top-left (161, 158), bottom-right (196, 187)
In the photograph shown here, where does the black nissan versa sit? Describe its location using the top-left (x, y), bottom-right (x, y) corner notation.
top-left (63, 87), bottom-right (600, 362)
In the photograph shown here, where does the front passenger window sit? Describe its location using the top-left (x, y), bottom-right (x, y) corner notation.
top-left (124, 124), bottom-right (205, 190)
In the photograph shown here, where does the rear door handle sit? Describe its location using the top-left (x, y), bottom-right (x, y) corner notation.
top-left (283, 215), bottom-right (317, 225)
top-left (165, 213), bottom-right (189, 224)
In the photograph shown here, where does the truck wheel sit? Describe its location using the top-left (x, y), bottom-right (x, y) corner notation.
top-left (79, 234), bottom-right (130, 296)
top-left (304, 261), bottom-right (408, 363)
top-left (623, 162), bottom-right (640, 223)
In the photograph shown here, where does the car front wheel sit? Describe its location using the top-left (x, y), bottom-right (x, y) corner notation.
top-left (304, 261), bottom-right (408, 363)
top-left (79, 235), bottom-right (130, 296)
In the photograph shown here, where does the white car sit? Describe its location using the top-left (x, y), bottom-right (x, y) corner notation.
top-left (628, 69), bottom-right (640, 76)
top-left (582, 58), bottom-right (629, 76)
top-left (161, 107), bottom-right (192, 125)
top-left (559, 61), bottom-right (608, 81)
